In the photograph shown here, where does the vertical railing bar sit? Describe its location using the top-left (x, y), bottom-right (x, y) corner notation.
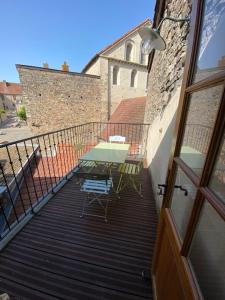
top-left (66, 128), bottom-right (74, 173)
top-left (77, 126), bottom-right (81, 159)
top-left (23, 141), bottom-right (39, 204)
top-left (42, 136), bottom-right (54, 192)
top-left (62, 129), bottom-right (70, 177)
top-left (15, 144), bottom-right (34, 211)
top-left (52, 133), bottom-right (61, 183)
top-left (63, 129), bottom-right (71, 176)
top-left (56, 131), bottom-right (64, 179)
top-left (69, 128), bottom-right (76, 169)
top-left (92, 122), bottom-right (94, 147)
top-left (47, 133), bottom-right (57, 185)
top-left (58, 131), bottom-right (66, 178)
top-left (36, 136), bottom-right (49, 194)
top-left (5, 145), bottom-right (27, 215)
top-left (73, 127), bottom-right (78, 165)
top-left (81, 124), bottom-right (84, 156)
top-left (30, 138), bottom-right (45, 199)
top-left (0, 163), bottom-right (13, 232)
top-left (83, 124), bottom-right (86, 155)
top-left (0, 162), bottom-right (19, 223)
top-left (0, 196), bottom-right (11, 234)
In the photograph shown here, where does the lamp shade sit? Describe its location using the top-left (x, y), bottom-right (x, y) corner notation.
top-left (138, 26), bottom-right (166, 54)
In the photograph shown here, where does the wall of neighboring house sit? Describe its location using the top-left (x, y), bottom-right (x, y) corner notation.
top-left (85, 58), bottom-right (101, 76)
top-left (17, 65), bottom-right (107, 133)
top-left (0, 94), bottom-right (22, 111)
top-left (84, 27), bottom-right (149, 117)
top-left (108, 59), bottom-right (147, 114)
top-left (144, 0), bottom-right (191, 211)
top-left (104, 31), bottom-right (147, 65)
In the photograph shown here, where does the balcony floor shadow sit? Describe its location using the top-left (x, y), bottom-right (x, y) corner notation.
top-left (0, 168), bottom-right (158, 300)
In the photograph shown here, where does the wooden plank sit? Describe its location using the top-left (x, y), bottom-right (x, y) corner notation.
top-left (0, 169), bottom-right (157, 300)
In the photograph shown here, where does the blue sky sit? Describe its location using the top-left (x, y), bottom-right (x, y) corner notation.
top-left (0, 0), bottom-right (155, 83)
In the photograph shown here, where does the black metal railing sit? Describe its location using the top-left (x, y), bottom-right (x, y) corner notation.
top-left (0, 122), bottom-right (149, 243)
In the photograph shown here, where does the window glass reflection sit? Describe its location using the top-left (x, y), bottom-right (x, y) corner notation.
top-left (171, 168), bottom-right (197, 240)
top-left (193, 1), bottom-right (225, 82)
top-left (189, 201), bottom-right (225, 299)
top-left (209, 132), bottom-right (225, 204)
top-left (180, 85), bottom-right (222, 176)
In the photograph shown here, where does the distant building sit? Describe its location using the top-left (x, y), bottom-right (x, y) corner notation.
top-left (17, 19), bottom-right (151, 133)
top-left (0, 81), bottom-right (22, 111)
top-left (82, 18), bottom-right (151, 115)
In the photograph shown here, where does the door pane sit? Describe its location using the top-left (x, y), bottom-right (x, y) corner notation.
top-left (209, 131), bottom-right (225, 204)
top-left (171, 167), bottom-right (197, 240)
top-left (193, 0), bottom-right (225, 83)
top-left (188, 201), bottom-right (225, 300)
top-left (180, 85), bottom-right (223, 176)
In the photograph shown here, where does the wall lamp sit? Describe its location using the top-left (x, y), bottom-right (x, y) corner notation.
top-left (138, 16), bottom-right (190, 55)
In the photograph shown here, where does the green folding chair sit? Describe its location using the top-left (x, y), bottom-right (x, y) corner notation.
top-left (116, 160), bottom-right (143, 197)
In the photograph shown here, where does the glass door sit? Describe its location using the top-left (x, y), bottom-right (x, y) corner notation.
top-left (152, 0), bottom-right (225, 299)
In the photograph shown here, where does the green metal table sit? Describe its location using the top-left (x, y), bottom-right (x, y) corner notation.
top-left (79, 142), bottom-right (130, 164)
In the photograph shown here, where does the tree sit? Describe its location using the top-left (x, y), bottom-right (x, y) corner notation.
top-left (17, 105), bottom-right (27, 121)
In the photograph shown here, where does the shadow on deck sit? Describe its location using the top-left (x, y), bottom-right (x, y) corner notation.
top-left (0, 168), bottom-right (158, 300)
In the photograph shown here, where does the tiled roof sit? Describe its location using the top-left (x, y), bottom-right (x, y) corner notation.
top-left (109, 97), bottom-right (147, 124)
top-left (0, 81), bottom-right (22, 95)
top-left (82, 19), bottom-right (151, 73)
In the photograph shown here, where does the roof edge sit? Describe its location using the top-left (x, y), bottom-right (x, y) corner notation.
top-left (102, 56), bottom-right (148, 68)
top-left (82, 18), bottom-right (151, 73)
top-left (16, 64), bottom-right (101, 79)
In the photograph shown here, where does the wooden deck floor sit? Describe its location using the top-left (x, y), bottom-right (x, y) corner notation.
top-left (0, 169), bottom-right (158, 300)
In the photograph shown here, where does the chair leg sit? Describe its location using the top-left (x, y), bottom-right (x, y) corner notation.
top-left (130, 176), bottom-right (143, 197)
top-left (116, 173), bottom-right (124, 195)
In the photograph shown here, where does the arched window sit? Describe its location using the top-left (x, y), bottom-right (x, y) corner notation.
top-left (126, 43), bottom-right (133, 61)
top-left (130, 70), bottom-right (137, 87)
top-left (140, 42), bottom-right (145, 64)
top-left (112, 66), bottom-right (119, 85)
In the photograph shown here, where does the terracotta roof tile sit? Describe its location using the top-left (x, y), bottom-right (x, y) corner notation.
top-left (0, 81), bottom-right (22, 95)
top-left (109, 97), bottom-right (146, 124)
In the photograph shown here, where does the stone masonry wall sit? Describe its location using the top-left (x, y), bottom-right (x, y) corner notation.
top-left (17, 65), bottom-right (107, 134)
top-left (108, 59), bottom-right (147, 115)
top-left (144, 0), bottom-right (192, 211)
top-left (144, 0), bottom-right (191, 124)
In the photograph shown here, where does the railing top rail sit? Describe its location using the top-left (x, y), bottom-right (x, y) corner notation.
top-left (0, 122), bottom-right (150, 148)
top-left (0, 122), bottom-right (93, 148)
top-left (93, 122), bottom-right (150, 126)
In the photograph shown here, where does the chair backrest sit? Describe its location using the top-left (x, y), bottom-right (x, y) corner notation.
top-left (109, 135), bottom-right (126, 143)
top-left (75, 163), bottom-right (110, 180)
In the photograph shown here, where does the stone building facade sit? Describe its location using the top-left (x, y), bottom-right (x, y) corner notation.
top-left (17, 65), bottom-right (106, 133)
top-left (17, 19), bottom-right (150, 133)
top-left (144, 0), bottom-right (192, 210)
top-left (82, 19), bottom-right (150, 115)
top-left (0, 81), bottom-right (22, 111)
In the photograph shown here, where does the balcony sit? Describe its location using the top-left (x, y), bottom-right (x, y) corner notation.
top-left (0, 122), bottom-right (158, 299)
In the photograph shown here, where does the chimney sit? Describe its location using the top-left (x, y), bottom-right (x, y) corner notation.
top-left (2, 80), bottom-right (7, 87)
top-left (43, 62), bottom-right (49, 68)
top-left (62, 61), bottom-right (69, 72)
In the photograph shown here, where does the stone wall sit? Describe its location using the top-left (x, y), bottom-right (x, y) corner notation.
top-left (144, 0), bottom-right (191, 125)
top-left (144, 0), bottom-right (192, 211)
top-left (17, 65), bottom-right (107, 134)
top-left (108, 59), bottom-right (147, 114)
